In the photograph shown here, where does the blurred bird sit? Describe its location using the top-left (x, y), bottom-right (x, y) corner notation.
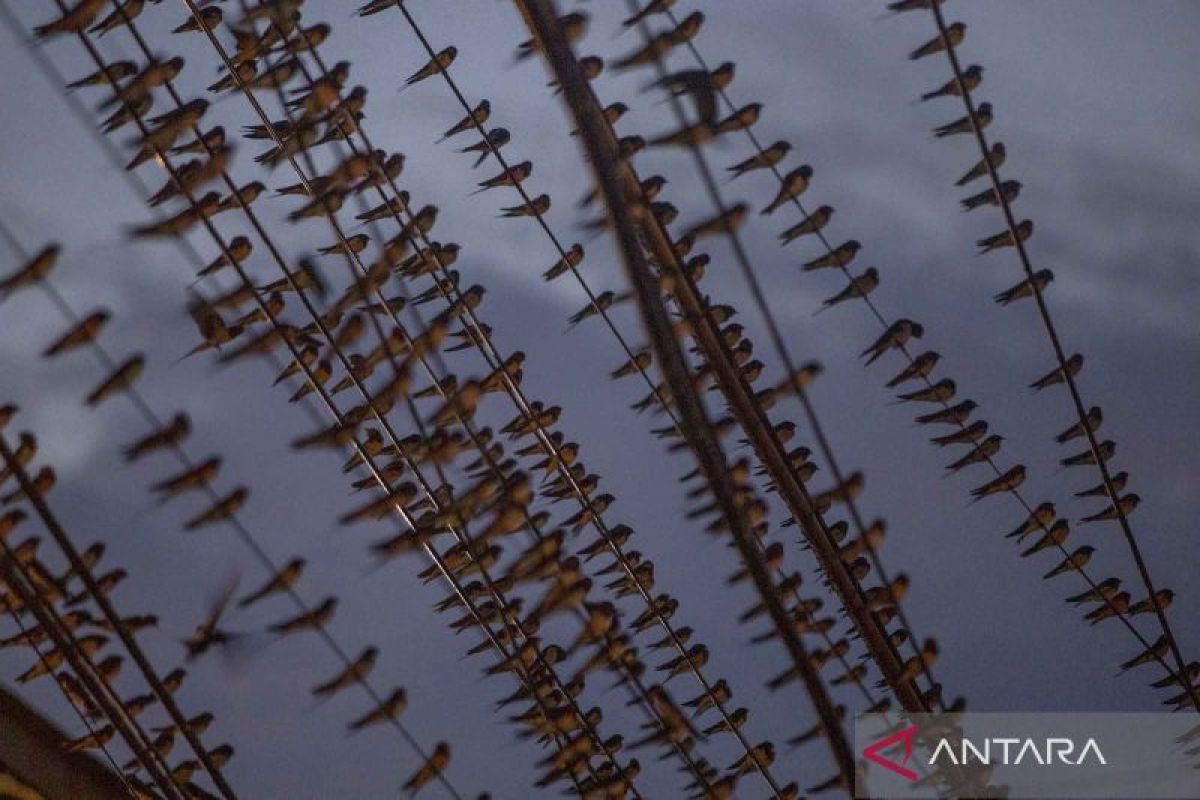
top-left (910, 22), bottom-right (966, 61)
top-left (977, 220), bottom-right (1033, 253)
top-left (403, 742), bottom-right (450, 796)
top-left (920, 65), bottom-right (983, 101)
top-left (1080, 492), bottom-right (1138, 523)
top-left (803, 239), bottom-right (860, 271)
top-left (956, 142), bottom-right (1006, 186)
top-left (934, 102), bottom-right (992, 138)
top-left (728, 141), bottom-right (791, 178)
top-left (994, 269), bottom-right (1052, 305)
top-left (1030, 353), bottom-right (1084, 392)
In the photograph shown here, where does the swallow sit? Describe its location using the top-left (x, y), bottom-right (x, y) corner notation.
top-left (88, 0), bottom-right (147, 37)
top-left (954, 145), bottom-right (1007, 191)
top-left (83, 355), bottom-right (144, 407)
top-left (916, 398), bottom-right (976, 426)
top-left (1129, 589), bottom-right (1173, 616)
top-left (67, 60), bottom-right (137, 90)
top-left (977, 219), bottom-right (1033, 253)
top-left (438, 99), bottom-right (489, 143)
top-left (33, 0), bottom-right (108, 39)
top-left (184, 487), bottom-right (248, 531)
top-left (1084, 591), bottom-right (1129, 625)
top-left (727, 141), bottom-right (791, 179)
top-left (63, 724), bottom-right (116, 752)
top-left (313, 647), bottom-right (377, 702)
top-left (1005, 501), bottom-right (1056, 542)
top-left (758, 165), bottom-right (816, 215)
top-left (173, 4), bottom-right (220, 34)
top-left (542, 243), bottom-right (585, 282)
top-left (568, 290), bottom-right (629, 329)
top-left (500, 193), bottom-right (550, 218)
top-left (516, 11), bottom-right (587, 60)
top-left (921, 65), bottom-right (983, 102)
top-left (803, 239), bottom-right (860, 271)
top-left (215, 181), bottom-right (266, 214)
top-left (657, 644), bottom-right (708, 683)
top-left (861, 318), bottom-right (923, 365)
top-left (150, 456), bottom-right (220, 503)
top-left (1118, 634), bottom-right (1168, 674)
top-left (1, 245), bottom-right (59, 303)
top-left (1030, 353), bottom-right (1083, 392)
top-left (962, 179), bottom-right (1021, 212)
top-left (349, 687), bottom-right (407, 732)
top-left (270, 597), bottom-right (337, 636)
top-left (1080, 492), bottom-right (1138, 523)
top-left (780, 208), bottom-right (832, 246)
top-left (934, 102), bottom-right (992, 138)
top-left (101, 57), bottom-right (185, 110)
top-left (885, 351), bottom-right (940, 388)
top-left (1055, 406), bottom-right (1102, 444)
top-left (1046, 546), bottom-right (1094, 578)
top-left (1075, 471), bottom-right (1128, 499)
top-left (910, 22), bottom-right (966, 61)
top-left (548, 55), bottom-right (604, 97)
top-left (404, 742), bottom-right (450, 796)
top-left (209, 60), bottom-right (258, 94)
top-left (122, 413), bottom-right (190, 463)
top-left (715, 102), bottom-right (761, 135)
top-left (682, 203), bottom-right (749, 241)
top-left (472, 161), bottom-right (532, 195)
top-left (399, 46), bottom-right (457, 92)
top-left (892, 377), bottom-right (957, 406)
top-left (1018, 518), bottom-right (1070, 557)
top-left (648, 68), bottom-right (718, 125)
top-left (1066, 577), bottom-right (1121, 606)
top-left (994, 269), bottom-right (1052, 305)
top-left (1061, 439), bottom-right (1116, 469)
top-left (817, 268), bottom-right (879, 313)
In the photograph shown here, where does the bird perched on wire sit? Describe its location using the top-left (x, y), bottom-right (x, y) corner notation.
top-left (934, 102), bottom-right (992, 138)
top-left (920, 64), bottom-right (983, 102)
top-left (910, 22), bottom-right (966, 60)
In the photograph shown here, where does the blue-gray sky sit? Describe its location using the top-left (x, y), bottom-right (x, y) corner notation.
top-left (1, 1), bottom-right (1198, 797)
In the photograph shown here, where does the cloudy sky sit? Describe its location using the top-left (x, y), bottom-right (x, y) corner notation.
top-left (1, 1), bottom-right (1198, 797)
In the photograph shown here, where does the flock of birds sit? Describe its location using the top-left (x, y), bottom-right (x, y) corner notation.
top-left (0, 0), bottom-right (1195, 797)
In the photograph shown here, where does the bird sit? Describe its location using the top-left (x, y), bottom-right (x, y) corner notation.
top-left (816, 268), bottom-right (879, 313)
top-left (763, 166), bottom-right (814, 215)
top-left (962, 180), bottom-right (1022, 212)
top-left (269, 597), bottom-right (338, 636)
top-left (803, 239), bottom-right (860, 271)
top-left (886, 351), bottom-right (940, 388)
top-left (934, 102), bottom-right (992, 138)
top-left (994, 269), bottom-right (1053, 305)
top-left (801, 211), bottom-right (855, 251)
top-left (403, 742), bottom-right (450, 796)
top-left (238, 558), bottom-right (306, 609)
top-left (920, 65), bottom-right (983, 101)
top-left (473, 161), bottom-right (532, 194)
top-left (1, 245), bottom-right (59, 303)
top-left (459, 128), bottom-right (510, 168)
top-left (861, 319), bottom-right (923, 365)
top-left (1030, 353), bottom-right (1084, 392)
top-left (728, 141), bottom-right (791, 178)
top-left (956, 142), bottom-right (1007, 185)
top-left (1046, 546), bottom-right (1094, 578)
top-left (403, 47), bottom-right (456, 90)
top-left (438, 100), bottom-right (489, 143)
top-left (1055, 406), bottom-right (1103, 444)
top-left (500, 194), bottom-right (550, 218)
top-left (916, 399), bottom-right (976, 426)
top-left (313, 647), bottom-right (378, 701)
top-left (183, 575), bottom-right (240, 661)
top-left (977, 220), bottom-right (1033, 253)
top-left (1080, 492), bottom-right (1138, 523)
top-left (909, 22), bottom-right (966, 61)
top-left (1061, 440), bottom-right (1116, 469)
top-left (348, 688), bottom-right (407, 732)
top-left (173, 4), bottom-right (220, 34)
top-left (1075, 471), bottom-right (1128, 499)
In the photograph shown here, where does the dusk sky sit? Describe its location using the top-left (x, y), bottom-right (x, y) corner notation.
top-left (1, 1), bottom-right (1197, 797)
